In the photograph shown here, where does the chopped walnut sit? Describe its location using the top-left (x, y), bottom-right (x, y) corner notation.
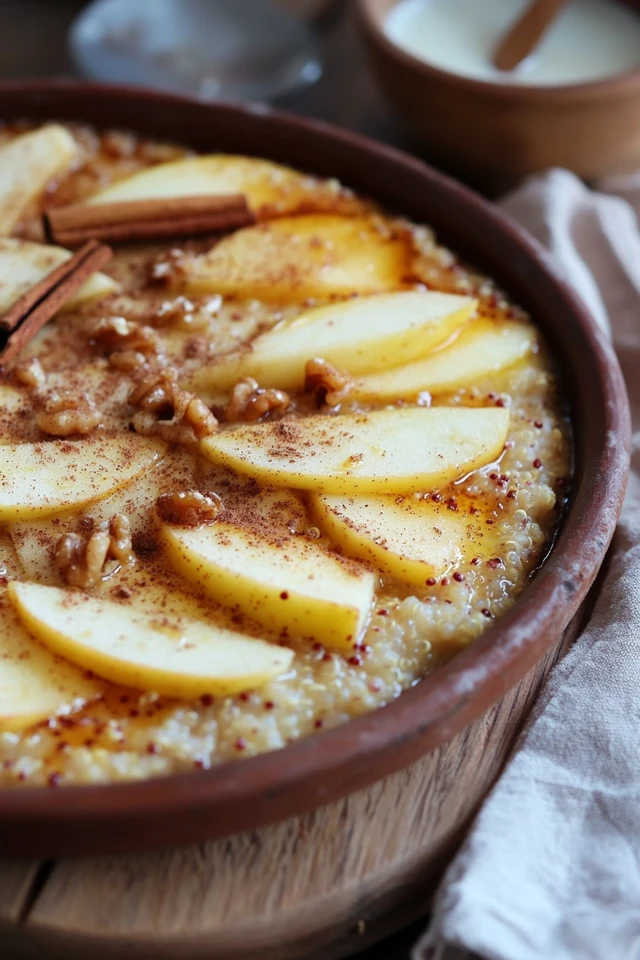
top-left (108, 514), bottom-right (134, 566)
top-left (37, 390), bottom-right (101, 437)
top-left (56, 531), bottom-right (110, 589)
top-left (108, 350), bottom-right (148, 372)
top-left (128, 369), bottom-right (218, 445)
top-left (155, 490), bottom-right (221, 527)
top-left (183, 395), bottom-right (218, 438)
top-left (55, 514), bottom-right (134, 589)
top-left (304, 358), bottom-right (352, 407)
top-left (101, 130), bottom-right (137, 158)
top-left (128, 369), bottom-right (177, 418)
top-left (90, 316), bottom-right (158, 357)
top-left (139, 141), bottom-right (193, 163)
top-left (14, 358), bottom-right (46, 390)
top-left (148, 248), bottom-right (187, 286)
top-left (154, 295), bottom-right (221, 331)
top-left (225, 377), bottom-right (290, 422)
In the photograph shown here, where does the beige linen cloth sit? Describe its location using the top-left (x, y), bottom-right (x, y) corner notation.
top-left (415, 168), bottom-right (640, 960)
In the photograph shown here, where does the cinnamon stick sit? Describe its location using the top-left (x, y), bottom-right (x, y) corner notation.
top-left (44, 194), bottom-right (255, 247)
top-left (0, 239), bottom-right (113, 366)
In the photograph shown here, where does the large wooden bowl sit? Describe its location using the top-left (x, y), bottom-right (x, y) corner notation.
top-left (0, 81), bottom-right (630, 858)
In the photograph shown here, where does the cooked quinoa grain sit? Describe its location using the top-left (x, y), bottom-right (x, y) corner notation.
top-left (0, 123), bottom-right (570, 786)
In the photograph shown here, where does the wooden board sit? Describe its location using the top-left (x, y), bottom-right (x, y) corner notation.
top-left (0, 608), bottom-right (579, 960)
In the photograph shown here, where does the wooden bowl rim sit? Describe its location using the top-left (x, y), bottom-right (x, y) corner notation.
top-left (357, 0), bottom-right (640, 102)
top-left (0, 79), bottom-right (630, 856)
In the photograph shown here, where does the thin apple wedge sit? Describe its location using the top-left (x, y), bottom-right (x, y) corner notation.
top-left (311, 493), bottom-right (488, 586)
top-left (353, 319), bottom-right (537, 400)
top-left (201, 407), bottom-right (510, 495)
top-left (178, 215), bottom-right (412, 301)
top-left (0, 238), bottom-right (118, 314)
top-left (8, 447), bottom-right (197, 582)
top-left (0, 124), bottom-right (77, 234)
top-left (0, 383), bottom-right (28, 423)
top-left (87, 154), bottom-right (364, 218)
top-left (159, 518), bottom-right (375, 652)
top-left (9, 581), bottom-right (294, 699)
top-left (193, 291), bottom-right (477, 394)
top-left (0, 597), bottom-right (101, 732)
top-left (0, 434), bottom-right (165, 521)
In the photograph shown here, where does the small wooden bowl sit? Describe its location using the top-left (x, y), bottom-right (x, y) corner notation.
top-left (0, 80), bottom-right (630, 858)
top-left (357, 0), bottom-right (640, 186)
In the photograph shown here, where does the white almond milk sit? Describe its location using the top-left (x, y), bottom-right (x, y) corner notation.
top-left (385, 0), bottom-right (640, 85)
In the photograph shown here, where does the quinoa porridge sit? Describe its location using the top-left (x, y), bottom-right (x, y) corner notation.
top-left (0, 122), bottom-right (570, 787)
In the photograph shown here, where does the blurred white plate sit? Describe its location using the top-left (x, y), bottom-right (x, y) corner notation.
top-left (70, 0), bottom-right (322, 101)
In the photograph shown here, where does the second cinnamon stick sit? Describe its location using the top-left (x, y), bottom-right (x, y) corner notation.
top-left (0, 240), bottom-right (113, 365)
top-left (44, 195), bottom-right (255, 247)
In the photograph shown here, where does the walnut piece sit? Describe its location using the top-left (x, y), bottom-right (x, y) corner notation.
top-left (56, 514), bottom-right (134, 589)
top-left (148, 248), bottom-right (187, 286)
top-left (304, 358), bottom-right (352, 407)
top-left (108, 513), bottom-right (135, 566)
top-left (225, 377), bottom-right (290, 423)
top-left (108, 349), bottom-right (148, 372)
top-left (155, 490), bottom-right (222, 527)
top-left (37, 390), bottom-right (101, 437)
top-left (14, 357), bottom-right (46, 390)
top-left (128, 368), bottom-right (218, 445)
top-left (183, 396), bottom-right (218, 438)
top-left (90, 316), bottom-right (158, 357)
top-left (129, 368), bottom-right (176, 418)
top-left (154, 295), bottom-right (221, 331)
top-left (101, 130), bottom-right (137, 158)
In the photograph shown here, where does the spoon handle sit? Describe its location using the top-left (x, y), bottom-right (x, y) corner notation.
top-left (493, 0), bottom-right (568, 72)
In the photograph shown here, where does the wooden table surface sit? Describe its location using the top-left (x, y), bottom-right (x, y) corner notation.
top-left (0, 3), bottom-right (447, 958)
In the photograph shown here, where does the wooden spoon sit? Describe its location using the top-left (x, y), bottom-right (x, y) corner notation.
top-left (493, 0), bottom-right (568, 72)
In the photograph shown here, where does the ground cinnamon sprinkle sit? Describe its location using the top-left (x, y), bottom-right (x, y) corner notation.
top-left (0, 121), bottom-right (570, 788)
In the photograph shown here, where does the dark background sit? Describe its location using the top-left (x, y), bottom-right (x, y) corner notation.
top-left (0, 0), bottom-right (415, 147)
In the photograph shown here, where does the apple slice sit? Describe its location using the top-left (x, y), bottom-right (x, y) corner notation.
top-left (159, 517), bottom-right (375, 652)
top-left (201, 407), bottom-right (510, 495)
top-left (0, 238), bottom-right (118, 314)
top-left (353, 319), bottom-right (537, 400)
top-left (9, 580), bottom-right (294, 698)
top-left (9, 447), bottom-right (197, 582)
top-left (0, 597), bottom-right (101, 732)
top-left (193, 291), bottom-right (477, 394)
top-left (178, 215), bottom-right (412, 301)
top-left (312, 493), bottom-right (488, 586)
top-left (0, 124), bottom-right (77, 234)
top-left (86, 154), bottom-right (364, 218)
top-left (0, 383), bottom-right (28, 422)
top-left (0, 433), bottom-right (165, 521)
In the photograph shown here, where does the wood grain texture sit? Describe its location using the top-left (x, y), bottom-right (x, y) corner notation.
top-left (0, 862), bottom-right (41, 925)
top-left (0, 611), bottom-right (576, 960)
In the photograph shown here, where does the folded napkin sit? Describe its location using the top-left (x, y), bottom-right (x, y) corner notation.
top-left (415, 169), bottom-right (640, 960)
